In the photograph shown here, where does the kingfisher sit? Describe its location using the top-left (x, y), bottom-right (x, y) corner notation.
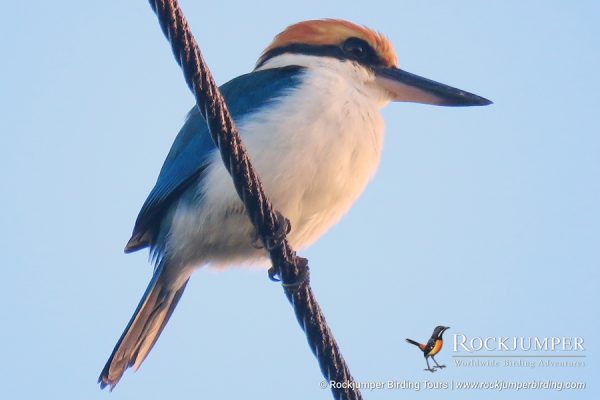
top-left (99, 19), bottom-right (490, 389)
top-left (406, 326), bottom-right (451, 372)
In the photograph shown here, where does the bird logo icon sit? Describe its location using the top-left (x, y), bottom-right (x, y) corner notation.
top-left (406, 326), bottom-right (450, 372)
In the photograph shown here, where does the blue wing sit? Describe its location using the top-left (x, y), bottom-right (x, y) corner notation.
top-left (125, 66), bottom-right (306, 252)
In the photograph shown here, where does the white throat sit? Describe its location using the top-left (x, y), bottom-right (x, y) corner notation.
top-left (256, 53), bottom-right (393, 107)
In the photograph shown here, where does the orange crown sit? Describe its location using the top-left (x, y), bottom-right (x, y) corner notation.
top-left (257, 19), bottom-right (397, 68)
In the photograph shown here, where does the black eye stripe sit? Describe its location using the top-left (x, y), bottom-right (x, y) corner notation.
top-left (256, 39), bottom-right (384, 69)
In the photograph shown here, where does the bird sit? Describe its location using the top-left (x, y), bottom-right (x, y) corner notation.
top-left (99, 19), bottom-right (490, 389)
top-left (406, 326), bottom-right (451, 372)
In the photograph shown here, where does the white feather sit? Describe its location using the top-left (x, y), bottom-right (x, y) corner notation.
top-left (166, 54), bottom-right (392, 271)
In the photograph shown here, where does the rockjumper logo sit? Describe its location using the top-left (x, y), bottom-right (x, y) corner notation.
top-left (406, 326), bottom-right (450, 372)
top-left (453, 334), bottom-right (585, 353)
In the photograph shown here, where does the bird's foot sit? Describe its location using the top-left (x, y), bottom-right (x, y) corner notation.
top-left (434, 365), bottom-right (446, 369)
top-left (282, 256), bottom-right (309, 289)
top-left (251, 211), bottom-right (291, 250)
top-left (424, 368), bottom-right (436, 373)
top-left (268, 266), bottom-right (278, 281)
top-left (265, 211), bottom-right (291, 250)
top-left (268, 256), bottom-right (310, 290)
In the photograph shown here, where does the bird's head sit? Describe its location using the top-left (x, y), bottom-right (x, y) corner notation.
top-left (433, 326), bottom-right (451, 339)
top-left (256, 19), bottom-right (491, 107)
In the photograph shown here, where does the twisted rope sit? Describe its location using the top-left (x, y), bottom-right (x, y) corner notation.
top-left (148, 1), bottom-right (362, 399)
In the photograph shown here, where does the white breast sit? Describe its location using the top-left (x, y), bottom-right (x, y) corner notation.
top-left (167, 54), bottom-right (388, 268)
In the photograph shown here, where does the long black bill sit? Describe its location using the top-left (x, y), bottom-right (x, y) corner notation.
top-left (374, 67), bottom-right (492, 107)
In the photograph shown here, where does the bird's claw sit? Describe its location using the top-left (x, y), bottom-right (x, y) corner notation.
top-left (268, 256), bottom-right (309, 289)
top-left (251, 211), bottom-right (291, 250)
top-left (268, 266), bottom-right (280, 282)
top-left (281, 256), bottom-right (309, 289)
top-left (434, 365), bottom-right (446, 369)
top-left (265, 211), bottom-right (291, 250)
top-left (424, 368), bottom-right (436, 373)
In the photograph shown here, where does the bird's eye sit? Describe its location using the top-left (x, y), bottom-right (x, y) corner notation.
top-left (342, 37), bottom-right (370, 60)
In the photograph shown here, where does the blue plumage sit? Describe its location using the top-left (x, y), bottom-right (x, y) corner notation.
top-left (125, 66), bottom-right (305, 253)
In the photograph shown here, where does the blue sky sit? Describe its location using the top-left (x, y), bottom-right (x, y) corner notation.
top-left (1, 1), bottom-right (598, 399)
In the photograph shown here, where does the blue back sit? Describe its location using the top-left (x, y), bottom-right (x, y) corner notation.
top-left (126, 66), bottom-right (305, 252)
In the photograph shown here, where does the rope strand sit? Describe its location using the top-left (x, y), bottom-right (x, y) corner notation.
top-left (148, 2), bottom-right (362, 399)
